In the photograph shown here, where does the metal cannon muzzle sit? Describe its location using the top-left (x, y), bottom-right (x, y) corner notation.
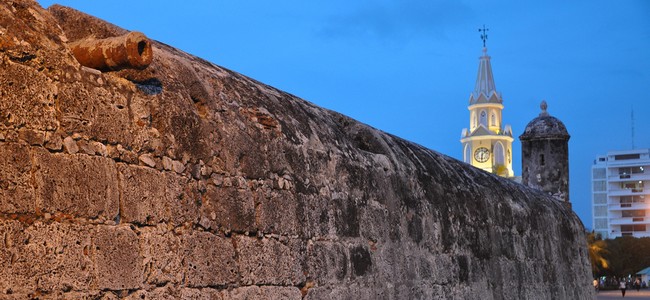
top-left (69, 31), bottom-right (153, 71)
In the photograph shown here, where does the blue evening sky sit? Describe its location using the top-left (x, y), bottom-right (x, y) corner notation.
top-left (36, 0), bottom-right (650, 230)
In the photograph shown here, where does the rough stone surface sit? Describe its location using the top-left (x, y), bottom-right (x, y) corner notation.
top-left (0, 1), bottom-right (593, 299)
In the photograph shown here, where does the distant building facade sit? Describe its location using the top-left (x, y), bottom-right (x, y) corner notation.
top-left (592, 149), bottom-right (650, 238)
top-left (460, 47), bottom-right (514, 177)
top-left (520, 101), bottom-right (570, 203)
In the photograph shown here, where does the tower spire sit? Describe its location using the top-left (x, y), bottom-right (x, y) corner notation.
top-left (461, 27), bottom-right (514, 178)
top-left (470, 25), bottom-right (499, 103)
top-left (479, 25), bottom-right (489, 48)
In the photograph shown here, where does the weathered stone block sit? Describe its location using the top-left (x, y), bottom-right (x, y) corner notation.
top-left (117, 163), bottom-right (168, 225)
top-left (93, 225), bottom-right (143, 290)
top-left (0, 220), bottom-right (34, 294)
top-left (235, 235), bottom-right (305, 285)
top-left (357, 199), bottom-right (393, 242)
top-left (138, 153), bottom-right (157, 168)
top-left (295, 194), bottom-right (331, 238)
top-left (33, 149), bottom-right (119, 220)
top-left (56, 82), bottom-right (133, 146)
top-left (138, 226), bottom-right (183, 285)
top-left (254, 189), bottom-right (300, 235)
top-left (44, 131), bottom-right (64, 151)
top-left (0, 143), bottom-right (34, 214)
top-left (226, 286), bottom-right (302, 300)
top-left (162, 156), bottom-right (173, 170)
top-left (25, 222), bottom-right (95, 292)
top-left (18, 128), bottom-right (45, 146)
top-left (331, 195), bottom-right (360, 238)
top-left (122, 286), bottom-right (223, 300)
top-left (349, 245), bottom-right (372, 278)
top-left (201, 185), bottom-right (256, 232)
top-left (0, 62), bottom-right (58, 131)
top-left (119, 170), bottom-right (203, 226)
top-left (166, 174), bottom-right (202, 225)
top-left (63, 136), bottom-right (79, 154)
top-left (305, 241), bottom-right (348, 284)
top-left (0, 221), bottom-right (94, 294)
top-left (182, 231), bottom-right (238, 287)
top-left (304, 284), bottom-right (387, 300)
top-left (179, 288), bottom-right (224, 300)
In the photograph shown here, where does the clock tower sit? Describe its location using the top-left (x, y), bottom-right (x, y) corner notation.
top-left (460, 28), bottom-right (514, 177)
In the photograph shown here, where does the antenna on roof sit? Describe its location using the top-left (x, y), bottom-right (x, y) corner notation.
top-left (631, 106), bottom-right (636, 149)
top-left (479, 25), bottom-right (489, 48)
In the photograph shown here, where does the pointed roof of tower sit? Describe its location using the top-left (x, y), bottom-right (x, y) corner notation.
top-left (469, 48), bottom-right (501, 105)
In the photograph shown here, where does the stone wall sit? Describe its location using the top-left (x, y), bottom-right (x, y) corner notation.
top-left (521, 138), bottom-right (570, 202)
top-left (0, 1), bottom-right (593, 299)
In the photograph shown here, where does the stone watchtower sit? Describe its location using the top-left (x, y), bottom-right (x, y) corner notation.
top-left (520, 101), bottom-right (570, 203)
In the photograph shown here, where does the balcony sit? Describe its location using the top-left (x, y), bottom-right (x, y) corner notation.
top-left (610, 231), bottom-right (650, 238)
top-left (608, 202), bottom-right (649, 211)
top-left (609, 190), bottom-right (643, 197)
top-left (609, 217), bottom-right (650, 225)
top-left (608, 173), bottom-right (650, 182)
top-left (608, 188), bottom-right (647, 197)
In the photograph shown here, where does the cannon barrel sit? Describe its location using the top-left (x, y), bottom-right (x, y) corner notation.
top-left (69, 31), bottom-right (153, 71)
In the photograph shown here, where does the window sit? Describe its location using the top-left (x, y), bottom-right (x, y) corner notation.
top-left (479, 111), bottom-right (487, 127)
top-left (619, 167), bottom-right (643, 178)
top-left (622, 210), bottom-right (646, 218)
top-left (594, 218), bottom-right (608, 229)
top-left (540, 154), bottom-right (545, 166)
top-left (619, 167), bottom-right (631, 178)
top-left (593, 181), bottom-right (606, 192)
top-left (614, 154), bottom-right (640, 160)
top-left (594, 206), bottom-right (608, 217)
top-left (490, 113), bottom-right (496, 126)
top-left (464, 144), bottom-right (472, 164)
top-left (621, 224), bottom-right (646, 232)
top-left (620, 195), bottom-right (645, 204)
top-left (494, 142), bottom-right (505, 166)
top-left (621, 181), bottom-right (644, 192)
top-left (471, 112), bottom-right (476, 129)
top-left (593, 194), bottom-right (607, 204)
top-left (592, 168), bottom-right (606, 179)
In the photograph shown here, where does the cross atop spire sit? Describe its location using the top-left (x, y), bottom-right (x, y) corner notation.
top-left (479, 25), bottom-right (489, 48)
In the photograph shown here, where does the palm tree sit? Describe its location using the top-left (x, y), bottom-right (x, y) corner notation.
top-left (587, 231), bottom-right (609, 277)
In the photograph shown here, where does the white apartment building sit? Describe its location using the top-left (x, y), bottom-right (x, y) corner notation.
top-left (592, 149), bottom-right (650, 239)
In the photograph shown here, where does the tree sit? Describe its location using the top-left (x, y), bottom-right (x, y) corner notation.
top-left (602, 236), bottom-right (650, 277)
top-left (587, 231), bottom-right (609, 277)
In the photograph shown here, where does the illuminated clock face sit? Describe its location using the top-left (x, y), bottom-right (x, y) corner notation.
top-left (474, 147), bottom-right (490, 163)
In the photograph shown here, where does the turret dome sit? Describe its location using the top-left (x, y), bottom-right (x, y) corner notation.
top-left (519, 101), bottom-right (570, 140)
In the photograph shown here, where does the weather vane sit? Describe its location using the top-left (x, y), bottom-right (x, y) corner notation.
top-left (479, 25), bottom-right (489, 48)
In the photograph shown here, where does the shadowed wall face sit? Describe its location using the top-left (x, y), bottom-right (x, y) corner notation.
top-left (521, 138), bottom-right (570, 201)
top-left (0, 1), bottom-right (592, 299)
